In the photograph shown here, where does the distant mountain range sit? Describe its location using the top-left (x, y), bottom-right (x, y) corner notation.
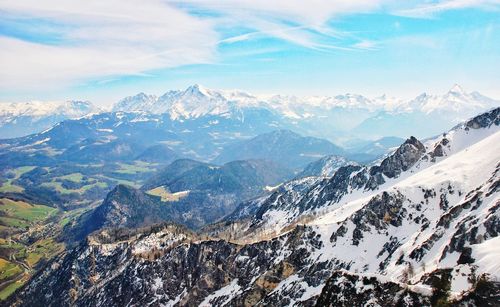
top-left (2, 84), bottom-right (498, 142)
top-left (214, 129), bottom-right (345, 170)
top-left (112, 83), bottom-right (498, 140)
top-left (0, 100), bottom-right (100, 138)
top-left (2, 81), bottom-right (499, 306)
top-left (3, 104), bottom-right (386, 172)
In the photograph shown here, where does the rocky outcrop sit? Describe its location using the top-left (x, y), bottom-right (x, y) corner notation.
top-left (464, 107), bottom-right (499, 129)
top-left (371, 136), bottom-right (426, 178)
top-left (315, 271), bottom-right (430, 306)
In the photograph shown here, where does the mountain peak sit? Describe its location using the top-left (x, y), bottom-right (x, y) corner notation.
top-left (185, 84), bottom-right (209, 96)
top-left (448, 83), bottom-right (466, 95)
top-left (274, 129), bottom-right (299, 136)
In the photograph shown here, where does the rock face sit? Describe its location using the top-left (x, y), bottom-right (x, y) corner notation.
top-left (315, 271), bottom-right (431, 306)
top-left (371, 136), bottom-right (425, 178)
top-left (10, 225), bottom-right (327, 306)
top-left (225, 135), bottom-right (427, 234)
top-left (315, 269), bottom-right (500, 306)
top-left (465, 107), bottom-right (499, 129)
top-left (7, 108), bottom-right (500, 306)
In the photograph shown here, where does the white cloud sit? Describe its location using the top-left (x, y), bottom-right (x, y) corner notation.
top-left (0, 0), bottom-right (218, 90)
top-left (394, 0), bottom-right (500, 18)
top-left (352, 40), bottom-right (378, 50)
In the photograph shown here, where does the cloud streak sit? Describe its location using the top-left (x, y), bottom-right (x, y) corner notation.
top-left (394, 0), bottom-right (500, 18)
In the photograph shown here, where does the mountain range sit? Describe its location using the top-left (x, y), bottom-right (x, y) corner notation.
top-left (6, 107), bottom-right (499, 306)
top-left (2, 84), bottom-right (498, 143)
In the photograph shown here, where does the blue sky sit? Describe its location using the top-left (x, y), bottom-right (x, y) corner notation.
top-left (0, 0), bottom-right (499, 106)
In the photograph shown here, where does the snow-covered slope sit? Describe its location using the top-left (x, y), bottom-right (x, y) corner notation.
top-left (0, 100), bottom-right (100, 138)
top-left (232, 108), bottom-right (499, 236)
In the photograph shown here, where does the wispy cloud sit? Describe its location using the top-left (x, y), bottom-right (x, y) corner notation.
top-left (0, 0), bottom-right (218, 90)
top-left (394, 0), bottom-right (500, 18)
top-left (352, 40), bottom-right (379, 50)
top-left (184, 0), bottom-right (386, 50)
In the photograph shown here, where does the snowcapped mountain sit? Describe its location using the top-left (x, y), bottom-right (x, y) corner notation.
top-left (403, 84), bottom-right (497, 116)
top-left (112, 84), bottom-right (499, 142)
top-left (112, 84), bottom-right (500, 121)
top-left (112, 93), bottom-right (158, 113)
top-left (0, 100), bottom-right (100, 138)
top-left (354, 85), bottom-right (499, 139)
top-left (8, 108), bottom-right (499, 306)
top-left (113, 84), bottom-right (264, 120)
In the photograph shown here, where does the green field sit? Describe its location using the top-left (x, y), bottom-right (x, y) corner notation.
top-left (0, 198), bottom-right (57, 224)
top-left (0, 197), bottom-right (69, 300)
top-left (0, 217), bottom-right (29, 228)
top-left (40, 180), bottom-right (107, 195)
top-left (146, 186), bottom-right (190, 202)
top-left (97, 175), bottom-right (140, 188)
top-left (115, 162), bottom-right (157, 174)
top-left (0, 259), bottom-right (22, 280)
top-left (0, 232), bottom-right (65, 300)
top-left (26, 238), bottom-right (64, 267)
top-left (0, 258), bottom-right (26, 300)
top-left (0, 277), bottom-right (26, 300)
top-left (0, 238), bottom-right (64, 269)
top-left (0, 166), bottom-right (36, 193)
top-left (58, 173), bottom-right (85, 182)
